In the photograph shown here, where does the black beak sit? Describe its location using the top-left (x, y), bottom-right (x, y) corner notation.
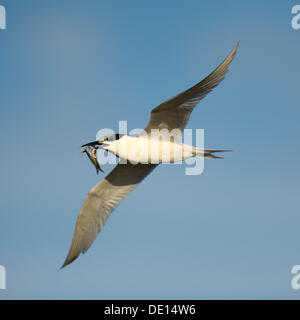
top-left (80, 140), bottom-right (102, 148)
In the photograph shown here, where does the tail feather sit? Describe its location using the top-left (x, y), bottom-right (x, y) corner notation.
top-left (193, 148), bottom-right (232, 159)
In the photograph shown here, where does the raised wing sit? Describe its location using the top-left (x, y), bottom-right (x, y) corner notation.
top-left (144, 43), bottom-right (239, 133)
top-left (62, 163), bottom-right (157, 268)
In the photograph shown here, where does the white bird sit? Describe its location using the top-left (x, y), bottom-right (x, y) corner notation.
top-left (62, 43), bottom-right (239, 268)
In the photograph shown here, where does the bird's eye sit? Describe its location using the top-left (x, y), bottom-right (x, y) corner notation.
top-left (92, 149), bottom-right (97, 154)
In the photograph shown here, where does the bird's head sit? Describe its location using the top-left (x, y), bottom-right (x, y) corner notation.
top-left (79, 134), bottom-right (123, 174)
top-left (80, 134), bottom-right (123, 149)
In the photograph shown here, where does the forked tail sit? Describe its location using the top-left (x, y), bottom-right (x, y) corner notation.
top-left (193, 148), bottom-right (232, 159)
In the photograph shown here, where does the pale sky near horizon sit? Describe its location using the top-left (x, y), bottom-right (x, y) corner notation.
top-left (1, 0), bottom-right (300, 299)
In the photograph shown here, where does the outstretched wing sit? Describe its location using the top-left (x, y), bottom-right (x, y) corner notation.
top-left (62, 163), bottom-right (157, 268)
top-left (145, 43), bottom-right (239, 133)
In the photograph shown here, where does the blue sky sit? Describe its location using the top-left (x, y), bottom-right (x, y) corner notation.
top-left (0, 0), bottom-right (300, 299)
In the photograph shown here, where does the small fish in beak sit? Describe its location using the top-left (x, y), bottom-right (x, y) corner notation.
top-left (80, 146), bottom-right (104, 174)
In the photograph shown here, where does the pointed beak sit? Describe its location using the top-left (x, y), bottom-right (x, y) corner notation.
top-left (80, 140), bottom-right (102, 148)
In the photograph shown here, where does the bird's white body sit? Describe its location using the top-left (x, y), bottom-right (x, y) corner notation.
top-left (103, 135), bottom-right (197, 164)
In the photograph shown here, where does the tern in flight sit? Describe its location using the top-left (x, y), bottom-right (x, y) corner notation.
top-left (62, 43), bottom-right (239, 268)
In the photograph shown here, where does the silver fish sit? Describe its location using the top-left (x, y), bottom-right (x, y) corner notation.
top-left (81, 146), bottom-right (103, 174)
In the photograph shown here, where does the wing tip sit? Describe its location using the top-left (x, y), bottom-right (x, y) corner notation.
top-left (60, 253), bottom-right (79, 270)
top-left (227, 41), bottom-right (240, 61)
top-left (60, 238), bottom-right (82, 269)
top-left (60, 257), bottom-right (72, 270)
top-left (231, 41), bottom-right (240, 59)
